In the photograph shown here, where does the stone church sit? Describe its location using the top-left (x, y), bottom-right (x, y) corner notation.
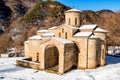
top-left (17, 9), bottom-right (108, 74)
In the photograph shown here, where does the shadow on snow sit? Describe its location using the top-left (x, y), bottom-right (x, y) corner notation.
top-left (106, 55), bottom-right (120, 65)
top-left (0, 66), bottom-right (25, 73)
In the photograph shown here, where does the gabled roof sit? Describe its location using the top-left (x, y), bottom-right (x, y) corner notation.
top-left (74, 32), bottom-right (92, 37)
top-left (64, 24), bottom-right (79, 30)
top-left (24, 41), bottom-right (29, 44)
top-left (65, 9), bottom-right (82, 13)
top-left (37, 30), bottom-right (49, 33)
top-left (42, 33), bottom-right (55, 37)
top-left (89, 35), bottom-right (99, 39)
top-left (53, 37), bottom-right (73, 44)
top-left (48, 26), bottom-right (57, 30)
top-left (29, 36), bottom-right (42, 40)
top-left (95, 27), bottom-right (108, 33)
top-left (79, 24), bottom-right (97, 30)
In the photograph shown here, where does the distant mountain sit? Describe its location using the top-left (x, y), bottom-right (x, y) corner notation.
top-left (96, 9), bottom-right (114, 17)
top-left (0, 0), bottom-right (119, 53)
top-left (22, 1), bottom-right (70, 27)
top-left (0, 0), bottom-right (71, 53)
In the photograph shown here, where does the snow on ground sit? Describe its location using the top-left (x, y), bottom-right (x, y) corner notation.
top-left (0, 56), bottom-right (120, 80)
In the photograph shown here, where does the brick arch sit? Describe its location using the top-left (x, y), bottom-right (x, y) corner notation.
top-left (44, 44), bottom-right (59, 72)
top-left (40, 39), bottom-right (75, 74)
top-left (40, 40), bottom-right (65, 74)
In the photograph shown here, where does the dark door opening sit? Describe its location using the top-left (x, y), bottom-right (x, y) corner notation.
top-left (45, 45), bottom-right (59, 72)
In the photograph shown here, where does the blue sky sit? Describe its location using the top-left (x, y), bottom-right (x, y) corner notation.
top-left (56, 0), bottom-right (120, 11)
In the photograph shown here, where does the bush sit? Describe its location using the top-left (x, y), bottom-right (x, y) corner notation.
top-left (0, 34), bottom-right (12, 53)
top-left (23, 1), bottom-right (44, 23)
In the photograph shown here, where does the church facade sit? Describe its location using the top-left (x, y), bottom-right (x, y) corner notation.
top-left (17, 9), bottom-right (108, 74)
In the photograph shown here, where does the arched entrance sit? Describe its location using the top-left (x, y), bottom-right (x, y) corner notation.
top-left (45, 45), bottom-right (59, 72)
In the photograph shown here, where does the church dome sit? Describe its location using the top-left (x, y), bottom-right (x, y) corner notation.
top-left (65, 9), bottom-right (82, 13)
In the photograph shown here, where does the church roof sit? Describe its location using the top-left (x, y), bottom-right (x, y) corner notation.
top-left (64, 24), bottom-right (79, 30)
top-left (53, 37), bottom-right (73, 44)
top-left (89, 35), bottom-right (99, 39)
top-left (24, 41), bottom-right (29, 44)
top-left (65, 9), bottom-right (82, 13)
top-left (37, 30), bottom-right (49, 33)
top-left (42, 33), bottom-right (55, 37)
top-left (49, 26), bottom-right (57, 30)
top-left (95, 27), bottom-right (108, 33)
top-left (29, 36), bottom-right (42, 40)
top-left (79, 24), bottom-right (97, 30)
top-left (74, 32), bottom-right (92, 37)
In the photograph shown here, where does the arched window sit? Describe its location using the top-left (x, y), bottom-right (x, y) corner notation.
top-left (75, 17), bottom-right (77, 25)
top-left (80, 16), bottom-right (82, 25)
top-left (62, 28), bottom-right (64, 33)
top-left (65, 32), bottom-right (67, 39)
top-left (59, 32), bottom-right (61, 37)
top-left (36, 53), bottom-right (39, 62)
top-left (68, 18), bottom-right (71, 25)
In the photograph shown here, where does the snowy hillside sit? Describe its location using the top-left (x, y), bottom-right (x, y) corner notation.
top-left (0, 56), bottom-right (120, 80)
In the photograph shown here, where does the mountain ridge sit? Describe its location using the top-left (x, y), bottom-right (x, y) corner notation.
top-left (0, 0), bottom-right (119, 53)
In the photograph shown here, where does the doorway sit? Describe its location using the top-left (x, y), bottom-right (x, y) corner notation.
top-left (45, 45), bottom-right (59, 72)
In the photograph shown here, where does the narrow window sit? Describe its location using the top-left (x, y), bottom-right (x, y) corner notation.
top-left (36, 53), bottom-right (39, 62)
top-left (62, 28), bottom-right (64, 33)
top-left (75, 17), bottom-right (77, 25)
top-left (102, 49), bottom-right (105, 59)
top-left (80, 16), bottom-right (82, 25)
top-left (59, 32), bottom-right (61, 37)
top-left (65, 32), bottom-right (67, 39)
top-left (80, 18), bottom-right (82, 25)
top-left (68, 18), bottom-right (71, 25)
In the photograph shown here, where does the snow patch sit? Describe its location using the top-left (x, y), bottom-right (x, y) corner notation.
top-left (65, 9), bottom-right (82, 13)
top-left (29, 36), bottom-right (42, 40)
top-left (95, 27), bottom-right (108, 33)
top-left (74, 32), bottom-right (92, 37)
top-left (89, 35), bottom-right (99, 39)
top-left (42, 33), bottom-right (55, 37)
top-left (79, 24), bottom-right (97, 30)
top-left (49, 26), bottom-right (57, 30)
top-left (37, 30), bottom-right (49, 33)
top-left (0, 56), bottom-right (120, 80)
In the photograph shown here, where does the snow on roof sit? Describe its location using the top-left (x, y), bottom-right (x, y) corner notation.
top-left (65, 9), bottom-right (82, 13)
top-left (24, 41), bottom-right (29, 44)
top-left (53, 37), bottom-right (73, 44)
top-left (42, 33), bottom-right (55, 37)
top-left (89, 35), bottom-right (99, 39)
top-left (29, 36), bottom-right (42, 40)
top-left (49, 26), bottom-right (57, 30)
top-left (95, 27), bottom-right (108, 33)
top-left (37, 30), bottom-right (49, 33)
top-left (64, 24), bottom-right (79, 30)
top-left (74, 32), bottom-right (92, 37)
top-left (79, 24), bottom-right (97, 30)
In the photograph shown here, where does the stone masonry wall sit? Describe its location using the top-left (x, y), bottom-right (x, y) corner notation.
top-left (65, 12), bottom-right (80, 27)
top-left (73, 37), bottom-right (88, 69)
top-left (94, 32), bottom-right (106, 66)
top-left (64, 43), bottom-right (76, 72)
top-left (88, 38), bottom-right (98, 68)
